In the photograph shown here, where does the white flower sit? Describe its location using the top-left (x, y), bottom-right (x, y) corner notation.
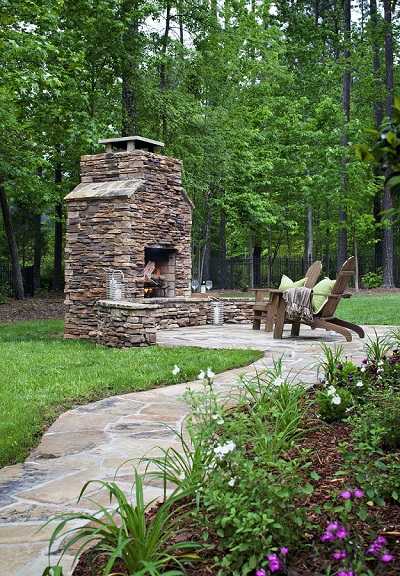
top-left (198, 370), bottom-right (205, 380)
top-left (207, 367), bottom-right (215, 379)
top-left (356, 380), bottom-right (364, 387)
top-left (228, 478), bottom-right (235, 487)
top-left (377, 367), bottom-right (384, 374)
top-left (378, 360), bottom-right (384, 366)
top-left (327, 385), bottom-right (336, 396)
top-left (273, 376), bottom-right (284, 387)
top-left (214, 440), bottom-right (236, 455)
top-left (331, 394), bottom-right (342, 405)
top-left (212, 414), bottom-right (224, 424)
top-left (360, 365), bottom-right (366, 373)
top-left (172, 365), bottom-right (180, 376)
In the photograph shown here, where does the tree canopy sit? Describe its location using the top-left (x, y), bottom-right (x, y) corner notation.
top-left (1, 0), bottom-right (399, 293)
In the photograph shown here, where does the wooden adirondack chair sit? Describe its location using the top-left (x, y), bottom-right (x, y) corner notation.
top-left (274, 256), bottom-right (365, 341)
top-left (252, 260), bottom-right (322, 331)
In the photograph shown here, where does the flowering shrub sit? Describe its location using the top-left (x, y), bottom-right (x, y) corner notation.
top-left (316, 385), bottom-right (353, 422)
top-left (316, 332), bottom-right (400, 424)
top-left (180, 363), bottom-right (316, 575)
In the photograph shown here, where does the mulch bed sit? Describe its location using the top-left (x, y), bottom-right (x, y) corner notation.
top-left (0, 292), bottom-right (66, 323)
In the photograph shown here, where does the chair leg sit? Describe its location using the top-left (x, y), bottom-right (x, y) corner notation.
top-left (273, 297), bottom-right (286, 339)
top-left (252, 311), bottom-right (262, 330)
top-left (291, 319), bottom-right (300, 336)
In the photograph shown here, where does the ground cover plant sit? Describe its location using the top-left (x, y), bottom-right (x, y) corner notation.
top-left (0, 319), bottom-right (263, 467)
top-left (43, 331), bottom-right (400, 576)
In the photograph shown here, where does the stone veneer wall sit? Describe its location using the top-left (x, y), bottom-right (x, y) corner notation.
top-left (96, 298), bottom-right (254, 348)
top-left (64, 149), bottom-right (193, 340)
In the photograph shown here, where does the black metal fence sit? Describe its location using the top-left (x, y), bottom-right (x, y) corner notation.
top-left (0, 266), bottom-right (34, 297)
top-left (206, 254), bottom-right (397, 290)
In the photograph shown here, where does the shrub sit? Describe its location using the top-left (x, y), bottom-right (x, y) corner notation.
top-left (361, 269), bottom-right (383, 289)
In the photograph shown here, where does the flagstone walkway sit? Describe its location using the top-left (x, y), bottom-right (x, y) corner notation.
top-left (0, 324), bottom-right (388, 576)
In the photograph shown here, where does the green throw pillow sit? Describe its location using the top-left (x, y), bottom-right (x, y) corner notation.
top-left (279, 275), bottom-right (306, 290)
top-left (312, 277), bottom-right (335, 313)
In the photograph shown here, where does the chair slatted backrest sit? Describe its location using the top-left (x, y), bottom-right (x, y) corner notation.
top-left (319, 256), bottom-right (355, 318)
top-left (304, 260), bottom-right (322, 288)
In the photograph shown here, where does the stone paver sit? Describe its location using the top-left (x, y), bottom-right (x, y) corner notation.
top-left (0, 324), bottom-right (388, 576)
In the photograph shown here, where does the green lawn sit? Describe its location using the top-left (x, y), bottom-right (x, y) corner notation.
top-left (0, 320), bottom-right (263, 468)
top-left (337, 293), bottom-right (400, 325)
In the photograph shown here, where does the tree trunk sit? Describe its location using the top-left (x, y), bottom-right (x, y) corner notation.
top-left (248, 228), bottom-right (254, 289)
top-left (53, 203), bottom-right (64, 292)
top-left (33, 213), bottom-right (42, 292)
top-left (121, 1), bottom-right (140, 136)
top-left (253, 243), bottom-right (262, 288)
top-left (338, 0), bottom-right (351, 271)
top-left (0, 187), bottom-right (25, 299)
top-left (220, 211), bottom-right (227, 288)
top-left (307, 204), bottom-right (313, 261)
top-left (382, 0), bottom-right (395, 287)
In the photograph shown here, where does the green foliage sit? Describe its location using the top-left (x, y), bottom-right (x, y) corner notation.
top-left (351, 390), bottom-right (400, 451)
top-left (361, 269), bottom-right (383, 289)
top-left (316, 386), bottom-right (353, 423)
top-left (177, 362), bottom-right (315, 575)
top-left (315, 330), bottom-right (400, 423)
top-left (42, 471), bottom-right (204, 576)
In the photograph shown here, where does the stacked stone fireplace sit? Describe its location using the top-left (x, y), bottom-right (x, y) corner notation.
top-left (64, 136), bottom-right (194, 340)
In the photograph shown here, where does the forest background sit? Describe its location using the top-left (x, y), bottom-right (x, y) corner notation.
top-left (1, 0), bottom-right (400, 298)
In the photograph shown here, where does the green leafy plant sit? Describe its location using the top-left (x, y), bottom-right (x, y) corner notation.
top-left (361, 269), bottom-right (383, 289)
top-left (316, 386), bottom-right (353, 423)
top-left (317, 342), bottom-right (346, 384)
top-left (240, 358), bottom-right (314, 458)
top-left (357, 96), bottom-right (400, 204)
top-left (350, 389), bottom-right (400, 451)
top-left (41, 470), bottom-right (204, 576)
top-left (175, 361), bottom-right (317, 575)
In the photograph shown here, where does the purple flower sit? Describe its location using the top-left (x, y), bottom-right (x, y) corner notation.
top-left (327, 521), bottom-right (339, 531)
top-left (322, 532), bottom-right (335, 542)
top-left (256, 570), bottom-right (267, 576)
top-left (354, 488), bottom-right (364, 498)
top-left (280, 547), bottom-right (289, 556)
top-left (362, 358), bottom-right (368, 364)
top-left (348, 377), bottom-right (353, 382)
top-left (268, 554), bottom-right (282, 573)
top-left (332, 550), bottom-right (347, 559)
top-left (376, 536), bottom-right (387, 545)
top-left (337, 364), bottom-right (343, 370)
top-left (340, 489), bottom-right (352, 499)
top-left (338, 572), bottom-right (355, 576)
top-left (381, 552), bottom-right (394, 562)
top-left (336, 526), bottom-right (348, 539)
top-left (390, 357), bottom-right (397, 364)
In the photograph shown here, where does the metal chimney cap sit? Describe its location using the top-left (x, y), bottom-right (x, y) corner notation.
top-left (99, 136), bottom-right (165, 153)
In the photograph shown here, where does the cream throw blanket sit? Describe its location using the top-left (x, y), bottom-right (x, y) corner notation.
top-left (283, 287), bottom-right (313, 324)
